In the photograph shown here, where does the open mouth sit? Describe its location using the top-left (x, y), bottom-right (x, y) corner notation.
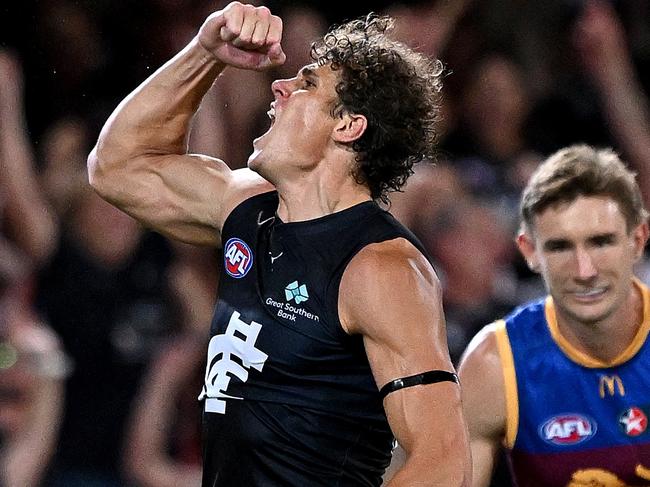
top-left (267, 103), bottom-right (276, 126)
top-left (572, 287), bottom-right (607, 300)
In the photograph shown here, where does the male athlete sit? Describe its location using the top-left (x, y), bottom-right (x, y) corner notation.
top-left (88, 2), bottom-right (470, 486)
top-left (459, 144), bottom-right (650, 486)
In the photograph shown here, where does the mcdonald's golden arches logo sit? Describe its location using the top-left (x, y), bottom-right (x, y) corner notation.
top-left (598, 375), bottom-right (625, 398)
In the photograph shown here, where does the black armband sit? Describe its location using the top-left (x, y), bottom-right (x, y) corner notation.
top-left (379, 370), bottom-right (459, 399)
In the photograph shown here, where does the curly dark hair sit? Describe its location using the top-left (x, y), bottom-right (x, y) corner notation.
top-left (310, 14), bottom-right (444, 203)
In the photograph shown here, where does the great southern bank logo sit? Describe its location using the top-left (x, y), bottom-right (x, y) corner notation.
top-left (224, 238), bottom-right (253, 278)
top-left (285, 281), bottom-right (309, 303)
top-left (265, 281), bottom-right (318, 322)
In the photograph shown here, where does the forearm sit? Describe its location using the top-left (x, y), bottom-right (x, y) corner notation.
top-left (90, 38), bottom-right (225, 182)
top-left (592, 59), bottom-right (650, 207)
top-left (385, 447), bottom-right (470, 487)
top-left (431, 0), bottom-right (473, 54)
top-left (384, 392), bottom-right (471, 487)
top-left (0, 178), bottom-right (58, 265)
top-left (125, 348), bottom-right (202, 487)
top-left (0, 159), bottom-right (58, 263)
top-left (593, 59), bottom-right (650, 158)
top-left (126, 375), bottom-right (176, 481)
top-left (575, 3), bottom-right (650, 192)
top-left (0, 92), bottom-right (58, 263)
top-left (2, 378), bottom-right (64, 487)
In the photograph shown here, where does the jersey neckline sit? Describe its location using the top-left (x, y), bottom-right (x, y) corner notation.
top-left (545, 277), bottom-right (650, 368)
top-left (272, 198), bottom-right (378, 237)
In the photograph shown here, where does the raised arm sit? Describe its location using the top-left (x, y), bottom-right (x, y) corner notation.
top-left (0, 52), bottom-right (58, 264)
top-left (87, 2), bottom-right (284, 246)
top-left (457, 325), bottom-right (508, 487)
top-left (573, 2), bottom-right (650, 208)
top-left (388, 0), bottom-right (474, 58)
top-left (340, 239), bottom-right (471, 486)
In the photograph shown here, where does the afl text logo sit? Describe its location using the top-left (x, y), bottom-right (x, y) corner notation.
top-left (224, 238), bottom-right (253, 278)
top-left (540, 414), bottom-right (597, 446)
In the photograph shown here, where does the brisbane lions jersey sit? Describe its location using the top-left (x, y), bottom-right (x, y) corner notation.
top-left (494, 280), bottom-right (650, 487)
top-left (199, 191), bottom-right (428, 487)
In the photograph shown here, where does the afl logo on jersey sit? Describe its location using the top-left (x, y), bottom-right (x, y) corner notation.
top-left (224, 238), bottom-right (254, 278)
top-left (540, 414), bottom-right (597, 446)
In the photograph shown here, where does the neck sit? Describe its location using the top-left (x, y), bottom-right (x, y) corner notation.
top-left (554, 282), bottom-right (644, 363)
top-left (276, 177), bottom-right (372, 222)
top-left (271, 152), bottom-right (372, 222)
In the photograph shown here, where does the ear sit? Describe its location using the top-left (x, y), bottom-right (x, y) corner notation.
top-left (631, 221), bottom-right (649, 261)
top-left (516, 231), bottom-right (540, 273)
top-left (332, 112), bottom-right (367, 144)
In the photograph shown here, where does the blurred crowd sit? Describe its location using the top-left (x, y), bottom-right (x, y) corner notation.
top-left (0, 0), bottom-right (649, 486)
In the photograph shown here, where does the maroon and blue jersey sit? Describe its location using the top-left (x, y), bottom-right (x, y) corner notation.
top-left (494, 280), bottom-right (650, 486)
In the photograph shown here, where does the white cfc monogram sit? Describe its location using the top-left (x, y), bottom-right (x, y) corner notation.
top-left (199, 310), bottom-right (268, 413)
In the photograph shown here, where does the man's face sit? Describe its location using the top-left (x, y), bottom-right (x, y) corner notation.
top-left (518, 195), bottom-right (648, 327)
top-left (248, 63), bottom-right (342, 175)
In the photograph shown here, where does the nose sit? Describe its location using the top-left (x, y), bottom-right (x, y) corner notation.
top-left (574, 247), bottom-right (598, 281)
top-left (271, 78), bottom-right (292, 100)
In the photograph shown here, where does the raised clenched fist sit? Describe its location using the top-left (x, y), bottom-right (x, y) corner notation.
top-left (197, 2), bottom-right (286, 71)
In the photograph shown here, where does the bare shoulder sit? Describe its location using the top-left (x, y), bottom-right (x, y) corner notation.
top-left (345, 237), bottom-right (438, 291)
top-left (219, 166), bottom-right (275, 226)
top-left (459, 323), bottom-right (501, 373)
top-left (458, 323), bottom-right (507, 437)
top-left (340, 237), bottom-right (441, 335)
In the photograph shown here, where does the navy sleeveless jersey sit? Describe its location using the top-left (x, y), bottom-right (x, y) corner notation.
top-left (493, 279), bottom-right (650, 487)
top-left (199, 191), bottom-right (428, 487)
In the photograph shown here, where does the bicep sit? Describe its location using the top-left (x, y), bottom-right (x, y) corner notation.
top-left (458, 328), bottom-right (507, 487)
top-left (368, 317), bottom-right (466, 463)
top-left (90, 151), bottom-right (263, 246)
top-left (363, 292), bottom-right (470, 484)
top-left (341, 241), bottom-right (470, 481)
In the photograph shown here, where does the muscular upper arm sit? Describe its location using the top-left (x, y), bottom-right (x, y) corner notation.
top-left (340, 239), bottom-right (471, 486)
top-left (88, 150), bottom-right (272, 247)
top-left (458, 325), bottom-right (508, 487)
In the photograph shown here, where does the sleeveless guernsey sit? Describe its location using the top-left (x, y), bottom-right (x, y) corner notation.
top-left (495, 280), bottom-right (650, 486)
top-left (199, 191), bottom-right (428, 487)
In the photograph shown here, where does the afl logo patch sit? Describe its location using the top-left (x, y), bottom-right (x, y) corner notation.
top-left (540, 414), bottom-right (597, 446)
top-left (224, 238), bottom-right (253, 278)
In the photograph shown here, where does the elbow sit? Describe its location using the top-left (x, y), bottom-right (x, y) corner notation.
top-left (87, 146), bottom-right (103, 192)
top-left (87, 146), bottom-right (117, 199)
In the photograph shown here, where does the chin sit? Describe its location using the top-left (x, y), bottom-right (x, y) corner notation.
top-left (247, 149), bottom-right (260, 169)
top-left (248, 140), bottom-right (268, 169)
top-left (565, 302), bottom-right (614, 326)
top-left (247, 149), bottom-right (273, 182)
